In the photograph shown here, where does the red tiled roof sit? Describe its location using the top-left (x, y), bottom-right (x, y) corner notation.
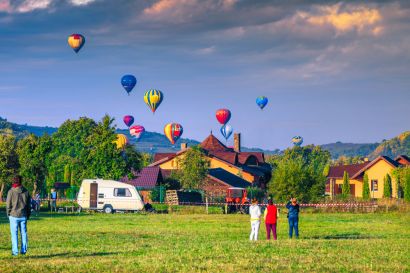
top-left (153, 153), bottom-right (176, 162)
top-left (328, 162), bottom-right (370, 178)
top-left (237, 152), bottom-right (264, 165)
top-left (211, 151), bottom-right (238, 165)
top-left (395, 155), bottom-right (410, 165)
top-left (121, 166), bottom-right (163, 189)
top-left (351, 156), bottom-right (399, 179)
top-left (200, 134), bottom-right (230, 152)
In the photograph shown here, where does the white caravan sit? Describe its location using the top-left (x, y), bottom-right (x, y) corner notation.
top-left (77, 179), bottom-right (144, 213)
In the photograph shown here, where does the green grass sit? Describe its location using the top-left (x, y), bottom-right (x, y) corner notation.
top-left (0, 211), bottom-right (409, 273)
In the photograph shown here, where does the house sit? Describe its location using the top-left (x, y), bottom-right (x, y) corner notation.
top-left (326, 155), bottom-right (409, 198)
top-left (150, 133), bottom-right (272, 197)
top-left (121, 166), bottom-right (164, 202)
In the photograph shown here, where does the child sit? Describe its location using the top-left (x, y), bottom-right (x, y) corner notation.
top-left (264, 199), bottom-right (278, 240)
top-left (249, 199), bottom-right (261, 241)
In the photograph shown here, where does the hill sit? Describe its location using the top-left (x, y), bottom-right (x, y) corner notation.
top-left (369, 131), bottom-right (410, 159)
top-left (320, 142), bottom-right (379, 159)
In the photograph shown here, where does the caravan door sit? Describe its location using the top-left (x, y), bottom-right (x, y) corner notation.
top-left (90, 182), bottom-right (98, 208)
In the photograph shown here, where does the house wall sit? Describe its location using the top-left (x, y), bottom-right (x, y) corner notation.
top-left (334, 178), bottom-right (362, 197)
top-left (365, 160), bottom-right (397, 198)
top-left (158, 154), bottom-right (255, 183)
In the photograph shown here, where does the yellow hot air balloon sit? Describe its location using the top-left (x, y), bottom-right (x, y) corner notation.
top-left (67, 34), bottom-right (85, 53)
top-left (164, 123), bottom-right (183, 145)
top-left (144, 89), bottom-right (163, 113)
top-left (114, 134), bottom-right (128, 149)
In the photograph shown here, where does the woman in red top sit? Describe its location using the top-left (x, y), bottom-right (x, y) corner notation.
top-left (264, 199), bottom-right (278, 240)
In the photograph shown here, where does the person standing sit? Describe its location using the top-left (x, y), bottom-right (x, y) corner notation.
top-left (286, 197), bottom-right (300, 239)
top-left (249, 199), bottom-right (261, 241)
top-left (6, 175), bottom-right (31, 256)
top-left (50, 188), bottom-right (57, 212)
top-left (264, 199), bottom-right (278, 240)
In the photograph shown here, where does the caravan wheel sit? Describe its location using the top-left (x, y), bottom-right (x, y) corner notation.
top-left (103, 205), bottom-right (114, 214)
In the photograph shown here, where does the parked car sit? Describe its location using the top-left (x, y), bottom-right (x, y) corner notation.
top-left (77, 179), bottom-right (144, 213)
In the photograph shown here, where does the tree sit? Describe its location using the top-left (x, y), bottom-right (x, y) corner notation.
top-left (342, 171), bottom-right (350, 199)
top-left (176, 146), bottom-right (209, 189)
top-left (383, 173), bottom-right (392, 198)
top-left (64, 164), bottom-right (71, 183)
top-left (362, 172), bottom-right (370, 200)
top-left (267, 145), bottom-right (331, 202)
top-left (404, 169), bottom-right (410, 202)
top-left (16, 134), bottom-right (52, 195)
top-left (0, 134), bottom-right (19, 199)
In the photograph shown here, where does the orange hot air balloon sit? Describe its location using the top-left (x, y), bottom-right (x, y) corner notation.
top-left (114, 134), bottom-right (128, 150)
top-left (68, 34), bottom-right (85, 53)
top-left (164, 123), bottom-right (183, 144)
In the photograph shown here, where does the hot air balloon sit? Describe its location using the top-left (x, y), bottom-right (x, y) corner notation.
top-left (164, 123), bottom-right (183, 144)
top-left (220, 124), bottom-right (233, 141)
top-left (67, 34), bottom-right (85, 53)
top-left (291, 136), bottom-right (303, 146)
top-left (256, 96), bottom-right (268, 110)
top-left (216, 109), bottom-right (231, 125)
top-left (121, 75), bottom-right (137, 95)
top-left (114, 134), bottom-right (128, 149)
top-left (144, 89), bottom-right (163, 113)
top-left (130, 125), bottom-right (145, 141)
top-left (123, 115), bottom-right (134, 128)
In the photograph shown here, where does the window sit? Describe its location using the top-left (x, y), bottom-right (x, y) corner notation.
top-left (98, 193), bottom-right (104, 198)
top-left (114, 188), bottom-right (132, 197)
top-left (371, 180), bottom-right (378, 191)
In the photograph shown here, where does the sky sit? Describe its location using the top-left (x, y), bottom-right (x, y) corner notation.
top-left (0, 0), bottom-right (409, 150)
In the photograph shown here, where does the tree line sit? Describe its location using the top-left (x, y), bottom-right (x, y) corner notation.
top-left (0, 115), bottom-right (145, 198)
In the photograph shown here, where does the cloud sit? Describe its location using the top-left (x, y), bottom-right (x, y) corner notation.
top-left (0, 0), bottom-right (96, 14)
top-left (297, 3), bottom-right (382, 35)
top-left (68, 0), bottom-right (97, 6)
top-left (0, 0), bottom-right (12, 13)
top-left (195, 46), bottom-right (216, 55)
top-left (15, 0), bottom-right (53, 13)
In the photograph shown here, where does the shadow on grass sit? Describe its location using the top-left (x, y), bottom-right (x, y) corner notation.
top-left (12, 251), bottom-right (120, 259)
top-left (0, 211), bottom-right (90, 224)
top-left (307, 233), bottom-right (384, 240)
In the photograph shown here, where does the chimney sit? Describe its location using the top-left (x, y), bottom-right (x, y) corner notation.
top-left (234, 133), bottom-right (241, 153)
top-left (181, 143), bottom-right (188, 150)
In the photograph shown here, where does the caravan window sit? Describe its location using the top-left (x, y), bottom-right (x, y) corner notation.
top-left (114, 188), bottom-right (132, 197)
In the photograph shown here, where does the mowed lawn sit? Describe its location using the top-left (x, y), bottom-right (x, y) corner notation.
top-left (0, 211), bottom-right (409, 273)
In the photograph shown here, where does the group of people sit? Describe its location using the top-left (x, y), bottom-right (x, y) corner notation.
top-left (249, 197), bottom-right (300, 241)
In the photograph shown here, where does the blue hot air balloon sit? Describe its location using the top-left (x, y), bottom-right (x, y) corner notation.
top-left (256, 96), bottom-right (268, 110)
top-left (291, 136), bottom-right (303, 146)
top-left (220, 124), bottom-right (233, 141)
top-left (121, 75), bottom-right (137, 95)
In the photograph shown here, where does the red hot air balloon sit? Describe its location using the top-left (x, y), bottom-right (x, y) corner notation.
top-left (123, 115), bottom-right (134, 128)
top-left (164, 123), bottom-right (183, 145)
top-left (216, 109), bottom-right (231, 125)
top-left (130, 125), bottom-right (145, 140)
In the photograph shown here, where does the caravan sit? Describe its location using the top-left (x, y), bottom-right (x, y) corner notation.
top-left (77, 179), bottom-right (144, 213)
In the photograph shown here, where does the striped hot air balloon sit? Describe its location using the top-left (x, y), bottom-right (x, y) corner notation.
top-left (130, 125), bottom-right (145, 141)
top-left (164, 123), bottom-right (183, 145)
top-left (67, 34), bottom-right (85, 53)
top-left (114, 134), bottom-right (128, 150)
top-left (220, 124), bottom-right (233, 141)
top-left (291, 136), bottom-right (303, 146)
top-left (144, 89), bottom-right (163, 113)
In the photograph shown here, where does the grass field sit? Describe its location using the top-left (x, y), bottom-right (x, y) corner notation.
top-left (0, 210), bottom-right (409, 273)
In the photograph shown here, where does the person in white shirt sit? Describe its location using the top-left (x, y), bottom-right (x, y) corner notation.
top-left (249, 198), bottom-right (261, 241)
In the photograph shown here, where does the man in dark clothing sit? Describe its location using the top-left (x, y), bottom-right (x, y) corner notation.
top-left (6, 175), bottom-right (31, 256)
top-left (286, 197), bottom-right (300, 239)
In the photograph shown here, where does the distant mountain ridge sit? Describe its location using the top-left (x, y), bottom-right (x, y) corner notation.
top-left (1, 117), bottom-right (408, 158)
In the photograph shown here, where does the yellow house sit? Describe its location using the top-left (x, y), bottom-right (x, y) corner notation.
top-left (149, 133), bottom-right (272, 194)
top-left (326, 155), bottom-right (409, 199)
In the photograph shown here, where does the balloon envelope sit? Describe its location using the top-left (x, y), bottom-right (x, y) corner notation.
top-left (114, 134), bottom-right (128, 149)
top-left (164, 123), bottom-right (183, 144)
top-left (220, 124), bottom-right (233, 141)
top-left (123, 115), bottom-right (134, 127)
top-left (67, 34), bottom-right (85, 53)
top-left (216, 109), bottom-right (231, 125)
top-left (291, 136), bottom-right (303, 146)
top-left (256, 96), bottom-right (268, 110)
top-left (121, 75), bottom-right (137, 94)
top-left (144, 89), bottom-right (163, 113)
top-left (130, 125), bottom-right (145, 140)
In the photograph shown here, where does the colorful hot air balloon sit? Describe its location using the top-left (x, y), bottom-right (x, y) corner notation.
top-left (123, 115), bottom-right (134, 128)
top-left (256, 96), bottom-right (268, 110)
top-left (114, 134), bottom-right (128, 149)
top-left (291, 136), bottom-right (303, 146)
top-left (216, 109), bottom-right (231, 125)
top-left (144, 89), bottom-right (163, 113)
top-left (164, 123), bottom-right (183, 144)
top-left (220, 124), bottom-right (233, 141)
top-left (67, 34), bottom-right (85, 53)
top-left (121, 75), bottom-right (137, 95)
top-left (130, 125), bottom-right (145, 141)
